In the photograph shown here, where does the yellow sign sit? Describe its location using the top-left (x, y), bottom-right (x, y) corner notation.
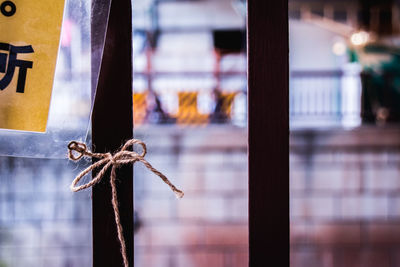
top-left (0, 0), bottom-right (65, 132)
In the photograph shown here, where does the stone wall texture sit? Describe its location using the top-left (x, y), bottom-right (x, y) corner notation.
top-left (291, 127), bottom-right (400, 267)
top-left (1, 126), bottom-right (400, 267)
top-left (133, 126), bottom-right (248, 267)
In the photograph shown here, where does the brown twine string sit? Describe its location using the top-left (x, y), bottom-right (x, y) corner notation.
top-left (67, 139), bottom-right (184, 267)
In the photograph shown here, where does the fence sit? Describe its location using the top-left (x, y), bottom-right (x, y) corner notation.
top-left (133, 71), bottom-right (247, 127)
top-left (132, 68), bottom-right (362, 128)
top-left (290, 69), bottom-right (362, 128)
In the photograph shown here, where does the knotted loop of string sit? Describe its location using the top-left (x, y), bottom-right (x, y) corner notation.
top-left (68, 139), bottom-right (184, 267)
top-left (68, 141), bottom-right (87, 160)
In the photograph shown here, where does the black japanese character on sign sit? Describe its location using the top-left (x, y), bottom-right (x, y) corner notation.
top-left (1, 1), bottom-right (16, 17)
top-left (0, 43), bottom-right (34, 93)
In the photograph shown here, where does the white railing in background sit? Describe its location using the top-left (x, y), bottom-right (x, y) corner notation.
top-left (290, 66), bottom-right (362, 129)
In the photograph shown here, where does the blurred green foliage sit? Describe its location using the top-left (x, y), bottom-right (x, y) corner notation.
top-left (360, 44), bottom-right (400, 123)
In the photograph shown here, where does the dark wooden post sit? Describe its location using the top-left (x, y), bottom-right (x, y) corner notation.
top-left (91, 0), bottom-right (133, 266)
top-left (248, 1), bottom-right (289, 267)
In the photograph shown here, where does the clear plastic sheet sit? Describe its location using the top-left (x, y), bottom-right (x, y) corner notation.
top-left (0, 0), bottom-right (111, 158)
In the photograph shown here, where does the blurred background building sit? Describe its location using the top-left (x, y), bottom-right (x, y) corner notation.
top-left (2, 0), bottom-right (400, 266)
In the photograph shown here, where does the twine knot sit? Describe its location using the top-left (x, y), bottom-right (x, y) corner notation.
top-left (68, 139), bottom-right (184, 267)
top-left (67, 141), bottom-right (87, 160)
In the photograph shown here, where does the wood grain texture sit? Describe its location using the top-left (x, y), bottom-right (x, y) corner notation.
top-left (92, 0), bottom-right (134, 266)
top-left (248, 0), bottom-right (289, 266)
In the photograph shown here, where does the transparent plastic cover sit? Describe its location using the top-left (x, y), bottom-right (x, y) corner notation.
top-left (0, 0), bottom-right (111, 158)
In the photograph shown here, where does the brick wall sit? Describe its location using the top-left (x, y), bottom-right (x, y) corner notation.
top-left (0, 126), bottom-right (248, 267)
top-left (291, 127), bottom-right (400, 267)
top-left (1, 125), bottom-right (399, 267)
top-left (133, 126), bottom-right (248, 267)
top-left (134, 126), bottom-right (400, 267)
top-left (0, 157), bottom-right (92, 267)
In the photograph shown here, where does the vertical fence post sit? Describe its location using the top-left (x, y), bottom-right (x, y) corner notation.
top-left (91, 0), bottom-right (134, 266)
top-left (248, 0), bottom-right (289, 266)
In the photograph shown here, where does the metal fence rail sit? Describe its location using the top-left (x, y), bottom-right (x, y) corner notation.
top-left (290, 69), bottom-right (362, 128)
top-left (131, 69), bottom-right (362, 128)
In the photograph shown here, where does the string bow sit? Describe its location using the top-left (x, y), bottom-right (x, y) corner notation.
top-left (68, 139), bottom-right (184, 267)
